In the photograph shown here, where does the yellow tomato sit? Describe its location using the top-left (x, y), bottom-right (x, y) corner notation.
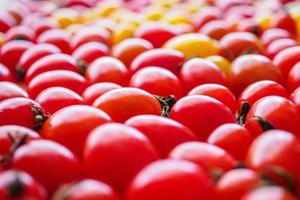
top-left (113, 23), bottom-right (136, 44)
top-left (205, 55), bottom-right (231, 76)
top-left (52, 8), bottom-right (79, 28)
top-left (145, 6), bottom-right (165, 21)
top-left (255, 11), bottom-right (273, 30)
top-left (0, 33), bottom-right (4, 46)
top-left (164, 33), bottom-right (218, 58)
top-left (163, 9), bottom-right (191, 25)
top-left (96, 0), bottom-right (122, 17)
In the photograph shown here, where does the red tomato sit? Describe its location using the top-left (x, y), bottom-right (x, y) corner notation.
top-left (25, 53), bottom-right (82, 84)
top-left (125, 115), bottom-right (197, 157)
top-left (0, 170), bottom-right (47, 200)
top-left (41, 105), bottom-right (111, 156)
top-left (37, 29), bottom-right (72, 54)
top-left (199, 20), bottom-right (232, 40)
top-left (245, 96), bottom-right (300, 136)
top-left (27, 70), bottom-right (88, 99)
top-left (265, 38), bottom-right (297, 59)
top-left (130, 48), bottom-right (184, 75)
top-left (112, 38), bottom-right (153, 67)
top-left (0, 64), bottom-right (14, 82)
top-left (12, 140), bottom-right (82, 194)
top-left (72, 42), bottom-right (109, 65)
top-left (82, 82), bottom-right (121, 105)
top-left (6, 1), bottom-right (30, 23)
top-left (237, 80), bottom-right (288, 107)
top-left (236, 18), bottom-right (262, 36)
top-left (71, 26), bottom-right (111, 49)
top-left (0, 97), bottom-right (47, 130)
top-left (272, 12), bottom-right (297, 36)
top-left (84, 123), bottom-right (159, 193)
top-left (0, 12), bottom-right (16, 33)
top-left (241, 186), bottom-right (298, 200)
top-left (126, 160), bottom-right (215, 200)
top-left (0, 81), bottom-right (27, 101)
top-left (216, 169), bottom-right (260, 200)
top-left (290, 87), bottom-right (300, 113)
top-left (170, 95), bottom-right (236, 140)
top-left (35, 87), bottom-right (84, 115)
top-left (228, 55), bottom-right (282, 95)
top-left (261, 28), bottom-right (293, 46)
top-left (287, 62), bottom-right (300, 92)
top-left (192, 6), bottom-right (221, 30)
top-left (208, 123), bottom-right (253, 160)
top-left (93, 88), bottom-right (161, 122)
top-left (129, 66), bottom-right (183, 99)
top-left (188, 84), bottom-right (236, 113)
top-left (52, 179), bottom-right (120, 200)
top-left (31, 18), bottom-right (59, 36)
top-left (4, 26), bottom-right (36, 42)
top-left (85, 57), bottom-right (129, 86)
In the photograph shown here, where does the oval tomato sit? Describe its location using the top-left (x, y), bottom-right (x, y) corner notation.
top-left (0, 81), bottom-right (28, 102)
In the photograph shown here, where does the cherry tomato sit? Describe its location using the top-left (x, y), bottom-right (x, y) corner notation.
top-left (272, 12), bottom-right (297, 36)
top-left (35, 87), bottom-right (84, 115)
top-left (126, 159), bottom-right (216, 200)
top-left (228, 54), bottom-right (282, 95)
top-left (236, 18), bottom-right (262, 36)
top-left (170, 95), bottom-right (236, 140)
top-left (290, 87), bottom-right (300, 113)
top-left (84, 123), bottom-right (159, 193)
top-left (287, 62), bottom-right (300, 92)
top-left (52, 179), bottom-right (120, 200)
top-left (85, 57), bottom-right (129, 86)
top-left (265, 39), bottom-right (297, 59)
top-left (188, 84), bottom-right (236, 113)
top-left (41, 105), bottom-right (111, 156)
top-left (12, 140), bottom-right (83, 194)
top-left (6, 1), bottom-right (30, 24)
top-left (130, 48), bottom-right (184, 75)
top-left (192, 6), bottom-right (221, 30)
top-left (208, 123), bottom-right (253, 160)
top-left (130, 66), bottom-right (183, 99)
top-left (260, 28), bottom-right (293, 46)
top-left (0, 170), bottom-right (47, 200)
top-left (27, 70), bottom-right (88, 99)
top-left (0, 97), bottom-right (47, 130)
top-left (0, 64), bottom-right (14, 82)
top-left (4, 26), bottom-right (36, 42)
top-left (0, 12), bottom-right (16, 33)
top-left (93, 88), bottom-right (161, 122)
top-left (0, 81), bottom-right (28, 102)
top-left (199, 20), bottom-right (232, 40)
top-left (31, 18), bottom-right (59, 36)
top-left (242, 186), bottom-right (298, 200)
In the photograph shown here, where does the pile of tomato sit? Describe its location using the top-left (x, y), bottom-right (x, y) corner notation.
top-left (1, 0), bottom-right (300, 199)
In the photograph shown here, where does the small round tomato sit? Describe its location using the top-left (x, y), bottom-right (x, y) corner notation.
top-left (12, 140), bottom-right (82, 194)
top-left (31, 18), bottom-right (59, 36)
top-left (126, 159), bottom-right (215, 200)
top-left (242, 186), bottom-right (297, 200)
top-left (130, 48), bottom-right (184, 75)
top-left (85, 57), bottom-right (129, 86)
top-left (0, 97), bottom-right (47, 130)
top-left (25, 53), bottom-right (82, 84)
top-left (6, 1), bottom-right (30, 23)
top-left (188, 84), bottom-right (236, 113)
top-left (199, 20), bottom-right (232, 40)
top-left (216, 169), bottom-right (260, 200)
top-left (245, 96), bottom-right (300, 136)
top-left (0, 81), bottom-right (28, 101)
top-left (112, 38), bottom-right (153, 67)
top-left (4, 26), bottom-right (36, 42)
top-left (129, 66), bottom-right (183, 99)
top-left (260, 28), bottom-right (293, 46)
top-left (0, 170), bottom-right (47, 200)
top-left (93, 88), bottom-right (161, 122)
top-left (290, 87), bottom-right (300, 113)
top-left (52, 179), bottom-right (120, 200)
top-left (0, 64), bottom-right (14, 82)
top-left (237, 80), bottom-right (288, 107)
top-left (228, 55), bottom-right (282, 95)
top-left (84, 123), bottom-right (159, 193)
top-left (35, 87), bottom-right (84, 115)
top-left (37, 29), bottom-right (72, 54)
top-left (287, 62), bottom-right (300, 92)
top-left (72, 42), bottom-right (109, 65)
top-left (27, 70), bottom-right (88, 99)
top-left (272, 12), bottom-right (297, 36)
top-left (265, 38), bottom-right (297, 59)
top-left (236, 18), bottom-right (262, 36)
top-left (208, 123), bottom-right (253, 160)
top-left (0, 12), bottom-right (16, 33)
top-left (170, 95), bottom-right (236, 140)
top-left (41, 105), bottom-right (111, 156)
top-left (192, 6), bottom-right (221, 30)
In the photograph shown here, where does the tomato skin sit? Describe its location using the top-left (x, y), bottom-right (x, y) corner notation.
top-left (236, 18), bottom-right (262, 36)
top-left (170, 95), bottom-right (236, 140)
top-left (260, 28), bottom-right (293, 46)
top-left (228, 55), bottom-right (282, 95)
top-left (0, 81), bottom-right (28, 102)
top-left (0, 97), bottom-right (46, 130)
top-left (216, 169), bottom-right (260, 200)
top-left (52, 179), bottom-right (120, 200)
top-left (41, 105), bottom-right (111, 156)
top-left (192, 6), bottom-right (221, 30)
top-left (241, 186), bottom-right (298, 200)
top-left (72, 42), bottom-right (109, 65)
top-left (85, 57), bottom-right (129, 86)
top-left (0, 64), bottom-right (14, 82)
top-left (84, 123), bottom-right (159, 193)
top-left (130, 48), bottom-right (184, 75)
top-left (287, 62), bottom-right (300, 93)
top-left (31, 18), bottom-right (59, 36)
top-left (25, 53), bottom-right (81, 84)
top-left (93, 88), bottom-right (161, 123)
top-left (208, 123), bottom-right (253, 160)
top-left (12, 140), bottom-right (83, 194)
top-left (265, 39), bottom-right (297, 59)
top-left (237, 80), bottom-right (288, 107)
top-left (27, 70), bottom-right (88, 99)
top-left (126, 160), bottom-right (216, 200)
top-left (4, 26), bottom-right (36, 42)
top-left (290, 87), bottom-right (300, 113)
top-left (0, 170), bottom-right (47, 200)
top-left (0, 12), bottom-right (16, 33)
top-left (271, 12), bottom-right (297, 36)
top-left (188, 84), bottom-right (236, 113)
top-left (35, 87), bottom-right (84, 115)
top-left (129, 66), bottom-right (183, 99)
top-left (199, 20), bottom-right (232, 40)
top-left (245, 96), bottom-right (300, 136)
top-left (125, 115), bottom-right (197, 157)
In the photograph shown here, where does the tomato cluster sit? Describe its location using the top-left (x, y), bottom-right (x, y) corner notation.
top-left (1, 0), bottom-right (300, 199)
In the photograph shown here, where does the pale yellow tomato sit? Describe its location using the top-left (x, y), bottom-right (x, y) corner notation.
top-left (113, 23), bottom-right (136, 44)
top-left (205, 55), bottom-right (231, 76)
top-left (52, 8), bottom-right (79, 28)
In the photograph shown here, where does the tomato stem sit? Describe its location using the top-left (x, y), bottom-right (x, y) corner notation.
top-left (237, 101), bottom-right (251, 125)
top-left (7, 173), bottom-right (25, 198)
top-left (76, 60), bottom-right (87, 75)
top-left (155, 95), bottom-right (176, 118)
top-left (30, 103), bottom-right (49, 131)
top-left (252, 116), bottom-right (275, 132)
